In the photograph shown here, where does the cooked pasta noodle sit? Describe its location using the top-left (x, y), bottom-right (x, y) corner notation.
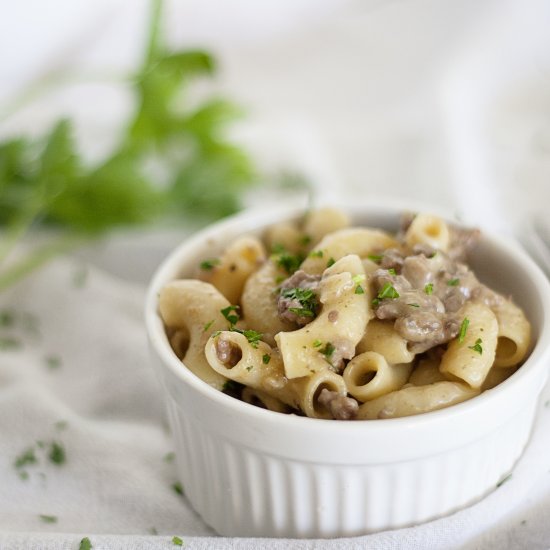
top-left (159, 207), bottom-right (532, 420)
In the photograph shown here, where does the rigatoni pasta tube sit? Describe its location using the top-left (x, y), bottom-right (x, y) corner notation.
top-left (439, 302), bottom-right (498, 389)
top-left (205, 331), bottom-right (346, 417)
top-left (492, 299), bottom-right (531, 368)
top-left (159, 280), bottom-right (230, 390)
top-left (241, 260), bottom-right (295, 346)
top-left (275, 254), bottom-right (369, 379)
top-left (198, 236), bottom-right (266, 304)
top-left (357, 381), bottom-right (479, 419)
top-left (343, 351), bottom-right (412, 402)
top-left (300, 228), bottom-right (399, 275)
top-left (302, 207), bottom-right (350, 247)
top-left (404, 214), bottom-right (450, 252)
top-left (408, 357), bottom-right (447, 386)
top-left (356, 320), bottom-right (415, 365)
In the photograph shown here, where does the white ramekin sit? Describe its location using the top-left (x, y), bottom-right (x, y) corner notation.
top-left (145, 201), bottom-right (550, 538)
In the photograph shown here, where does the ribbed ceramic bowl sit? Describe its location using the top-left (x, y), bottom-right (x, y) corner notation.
top-left (145, 201), bottom-right (550, 538)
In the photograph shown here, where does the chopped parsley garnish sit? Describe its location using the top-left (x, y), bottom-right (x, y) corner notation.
top-left (352, 274), bottom-right (366, 284)
top-left (468, 338), bottom-right (483, 355)
top-left (424, 283), bottom-right (434, 295)
top-left (447, 278), bottom-right (460, 286)
top-left (272, 251), bottom-right (304, 274)
top-left (458, 318), bottom-right (470, 343)
top-left (220, 305), bottom-right (240, 326)
top-left (281, 287), bottom-right (318, 318)
top-left (0, 336), bottom-right (21, 350)
top-left (79, 537), bottom-right (92, 550)
top-left (387, 268), bottom-right (396, 275)
top-left (164, 452), bottom-right (176, 463)
top-left (232, 328), bottom-right (263, 348)
top-left (0, 310), bottom-right (14, 327)
top-left (262, 354), bottom-right (271, 364)
top-left (298, 234), bottom-right (312, 246)
top-left (274, 275), bottom-right (286, 285)
top-left (14, 448), bottom-right (37, 469)
top-left (367, 254), bottom-right (383, 263)
top-left (408, 303), bottom-right (420, 308)
top-left (48, 442), bottom-right (66, 465)
top-left (45, 355), bottom-right (62, 370)
top-left (172, 536), bottom-right (184, 546)
top-left (355, 285), bottom-right (365, 295)
top-left (326, 257), bottom-right (336, 268)
top-left (172, 481), bottom-right (184, 496)
top-left (211, 330), bottom-right (222, 338)
top-left (372, 282), bottom-right (400, 306)
top-left (309, 249), bottom-right (324, 258)
top-left (312, 339), bottom-right (323, 348)
top-left (39, 514), bottom-right (57, 524)
top-left (319, 342), bottom-right (335, 361)
top-left (288, 307), bottom-right (315, 317)
top-left (54, 420), bottom-right (68, 431)
top-left (203, 320), bottom-right (215, 332)
top-left (199, 258), bottom-right (220, 271)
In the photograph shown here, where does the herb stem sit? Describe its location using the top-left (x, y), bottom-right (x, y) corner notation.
top-left (0, 235), bottom-right (85, 293)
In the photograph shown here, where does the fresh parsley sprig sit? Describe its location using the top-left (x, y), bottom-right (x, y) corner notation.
top-left (372, 282), bottom-right (400, 306)
top-left (281, 287), bottom-right (318, 318)
top-left (0, 0), bottom-right (257, 293)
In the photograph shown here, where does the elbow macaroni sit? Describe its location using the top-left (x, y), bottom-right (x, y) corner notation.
top-left (159, 208), bottom-right (532, 420)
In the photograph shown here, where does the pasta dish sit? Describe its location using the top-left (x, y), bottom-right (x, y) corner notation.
top-left (158, 208), bottom-right (531, 420)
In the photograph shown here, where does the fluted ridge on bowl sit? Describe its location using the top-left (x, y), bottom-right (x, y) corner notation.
top-left (167, 396), bottom-right (535, 538)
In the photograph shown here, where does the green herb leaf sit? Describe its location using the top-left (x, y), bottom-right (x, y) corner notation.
top-left (367, 254), bottom-right (383, 263)
top-left (164, 452), bottom-right (175, 463)
top-left (14, 448), bottom-right (37, 469)
top-left (172, 536), bottom-right (184, 546)
top-left (48, 442), bottom-right (66, 465)
top-left (280, 287), bottom-right (318, 318)
top-left (447, 278), bottom-right (460, 286)
top-left (203, 320), bottom-right (215, 333)
top-left (326, 257), bottom-right (336, 268)
top-left (234, 329), bottom-right (263, 348)
top-left (408, 303), bottom-right (420, 308)
top-left (271, 249), bottom-right (304, 274)
top-left (458, 318), bottom-right (470, 343)
top-left (262, 354), bottom-right (270, 364)
top-left (312, 339), bottom-right (322, 348)
top-left (298, 235), bottom-right (312, 247)
top-left (45, 355), bottom-right (62, 370)
top-left (355, 285), bottom-right (365, 295)
top-left (372, 282), bottom-right (400, 305)
top-left (220, 305), bottom-right (240, 326)
top-left (200, 259), bottom-right (219, 271)
top-left (309, 250), bottom-right (323, 258)
top-left (79, 537), bottom-right (92, 550)
top-left (319, 342), bottom-right (335, 361)
top-left (39, 514), bottom-right (58, 524)
top-left (424, 283), bottom-right (434, 295)
top-left (172, 481), bottom-right (184, 496)
top-left (468, 338), bottom-right (483, 355)
top-left (387, 268), bottom-right (396, 275)
top-left (0, 336), bottom-right (21, 350)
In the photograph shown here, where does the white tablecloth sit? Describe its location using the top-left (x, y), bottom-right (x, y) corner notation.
top-left (2, 0), bottom-right (550, 547)
top-left (1, 241), bottom-right (550, 550)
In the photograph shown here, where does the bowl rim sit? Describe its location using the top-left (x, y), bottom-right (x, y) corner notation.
top-left (145, 199), bottom-right (550, 434)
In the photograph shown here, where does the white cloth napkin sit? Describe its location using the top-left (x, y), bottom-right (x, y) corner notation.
top-left (1, 247), bottom-right (550, 550)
